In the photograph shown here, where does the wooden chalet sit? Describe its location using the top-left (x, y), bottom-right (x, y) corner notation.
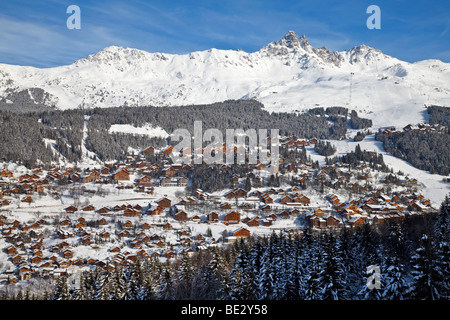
top-left (224, 211), bottom-right (240, 224)
top-left (232, 227), bottom-right (251, 238)
top-left (112, 168), bottom-right (130, 181)
top-left (157, 197), bottom-right (172, 209)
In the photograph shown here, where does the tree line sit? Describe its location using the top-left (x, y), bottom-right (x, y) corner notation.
top-left (1, 100), bottom-right (373, 166)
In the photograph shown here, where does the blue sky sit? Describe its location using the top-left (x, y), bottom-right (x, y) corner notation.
top-left (0, 0), bottom-right (449, 67)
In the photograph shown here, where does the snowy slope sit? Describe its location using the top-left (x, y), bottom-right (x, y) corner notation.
top-left (0, 31), bottom-right (449, 129)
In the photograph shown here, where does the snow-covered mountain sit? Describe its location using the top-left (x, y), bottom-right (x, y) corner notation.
top-left (0, 31), bottom-right (449, 127)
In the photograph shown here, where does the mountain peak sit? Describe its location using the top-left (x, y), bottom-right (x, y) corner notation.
top-left (76, 45), bottom-right (151, 67)
top-left (278, 31), bottom-right (312, 52)
top-left (280, 31), bottom-right (308, 49)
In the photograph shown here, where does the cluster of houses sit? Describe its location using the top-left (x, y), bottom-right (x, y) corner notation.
top-left (380, 122), bottom-right (448, 135)
top-left (0, 137), bottom-right (438, 285)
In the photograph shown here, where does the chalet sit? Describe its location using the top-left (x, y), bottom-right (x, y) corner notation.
top-left (162, 166), bottom-right (176, 177)
top-left (224, 211), bottom-right (240, 224)
top-left (220, 203), bottom-right (232, 210)
top-left (83, 171), bottom-right (100, 183)
top-left (326, 215), bottom-right (341, 227)
top-left (207, 212), bottom-right (219, 223)
top-left (110, 247), bottom-right (121, 253)
top-left (123, 220), bottom-right (133, 229)
top-left (177, 177), bottom-right (188, 187)
top-left (21, 196), bottom-right (33, 203)
top-left (148, 205), bottom-right (163, 215)
top-left (62, 249), bottom-right (73, 259)
top-left (190, 215), bottom-right (202, 223)
top-left (279, 210), bottom-right (290, 219)
top-left (124, 208), bottom-right (139, 217)
top-left (157, 197), bottom-right (172, 209)
top-left (163, 223), bottom-right (172, 230)
top-left (112, 168), bottom-right (130, 181)
top-left (160, 176), bottom-right (178, 187)
top-left (97, 218), bottom-right (108, 226)
top-left (280, 195), bottom-right (293, 204)
top-left (162, 145), bottom-right (174, 156)
top-left (175, 211), bottom-right (188, 221)
top-left (4, 246), bottom-right (17, 255)
top-left (234, 188), bottom-right (248, 198)
top-left (64, 206), bottom-right (78, 214)
top-left (348, 216), bottom-right (367, 227)
top-left (142, 146), bottom-right (155, 155)
top-left (83, 204), bottom-right (96, 212)
top-left (241, 203), bottom-right (254, 210)
top-left (247, 218), bottom-right (260, 227)
top-left (297, 194), bottom-right (310, 205)
top-left (142, 223), bottom-right (151, 230)
top-left (60, 219), bottom-right (71, 227)
top-left (98, 207), bottom-right (111, 214)
top-left (31, 255), bottom-right (42, 264)
top-left (313, 208), bottom-right (325, 217)
top-left (0, 169), bottom-right (13, 177)
top-left (409, 201), bottom-right (428, 212)
top-left (260, 194), bottom-right (274, 204)
top-left (100, 231), bottom-right (110, 239)
top-left (74, 222), bottom-right (86, 229)
top-left (136, 175), bottom-right (153, 186)
top-left (232, 227), bottom-right (251, 238)
top-left (224, 190), bottom-right (236, 199)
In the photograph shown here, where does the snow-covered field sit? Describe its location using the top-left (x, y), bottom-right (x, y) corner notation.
top-left (108, 123), bottom-right (169, 138)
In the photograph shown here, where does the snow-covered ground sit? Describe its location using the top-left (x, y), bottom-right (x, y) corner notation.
top-left (315, 132), bottom-right (449, 206)
top-left (108, 123), bottom-right (169, 138)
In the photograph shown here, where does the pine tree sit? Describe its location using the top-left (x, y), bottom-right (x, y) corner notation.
top-left (228, 244), bottom-right (254, 300)
top-left (284, 237), bottom-right (303, 300)
top-left (157, 267), bottom-right (175, 300)
top-left (318, 233), bottom-right (347, 300)
top-left (176, 253), bottom-right (195, 299)
top-left (409, 234), bottom-right (442, 299)
top-left (434, 195), bottom-right (450, 299)
top-left (304, 236), bottom-right (323, 300)
top-left (376, 222), bottom-right (408, 300)
top-left (110, 265), bottom-right (126, 300)
top-left (353, 224), bottom-right (381, 298)
top-left (52, 276), bottom-right (71, 300)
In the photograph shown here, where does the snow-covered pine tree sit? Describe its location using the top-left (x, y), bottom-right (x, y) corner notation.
top-left (317, 233), bottom-right (347, 300)
top-left (270, 233), bottom-right (288, 300)
top-left (90, 268), bottom-right (108, 300)
top-left (352, 223), bottom-right (382, 298)
top-left (176, 252), bottom-right (195, 299)
top-left (157, 267), bottom-right (176, 300)
top-left (110, 265), bottom-right (127, 300)
top-left (255, 235), bottom-right (278, 300)
top-left (283, 236), bottom-right (303, 300)
top-left (52, 276), bottom-right (71, 300)
top-left (336, 227), bottom-right (357, 298)
top-left (303, 233), bottom-right (324, 300)
top-left (434, 195), bottom-right (450, 299)
top-left (381, 221), bottom-right (410, 300)
top-left (409, 234), bottom-right (442, 299)
top-left (228, 243), bottom-right (254, 300)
